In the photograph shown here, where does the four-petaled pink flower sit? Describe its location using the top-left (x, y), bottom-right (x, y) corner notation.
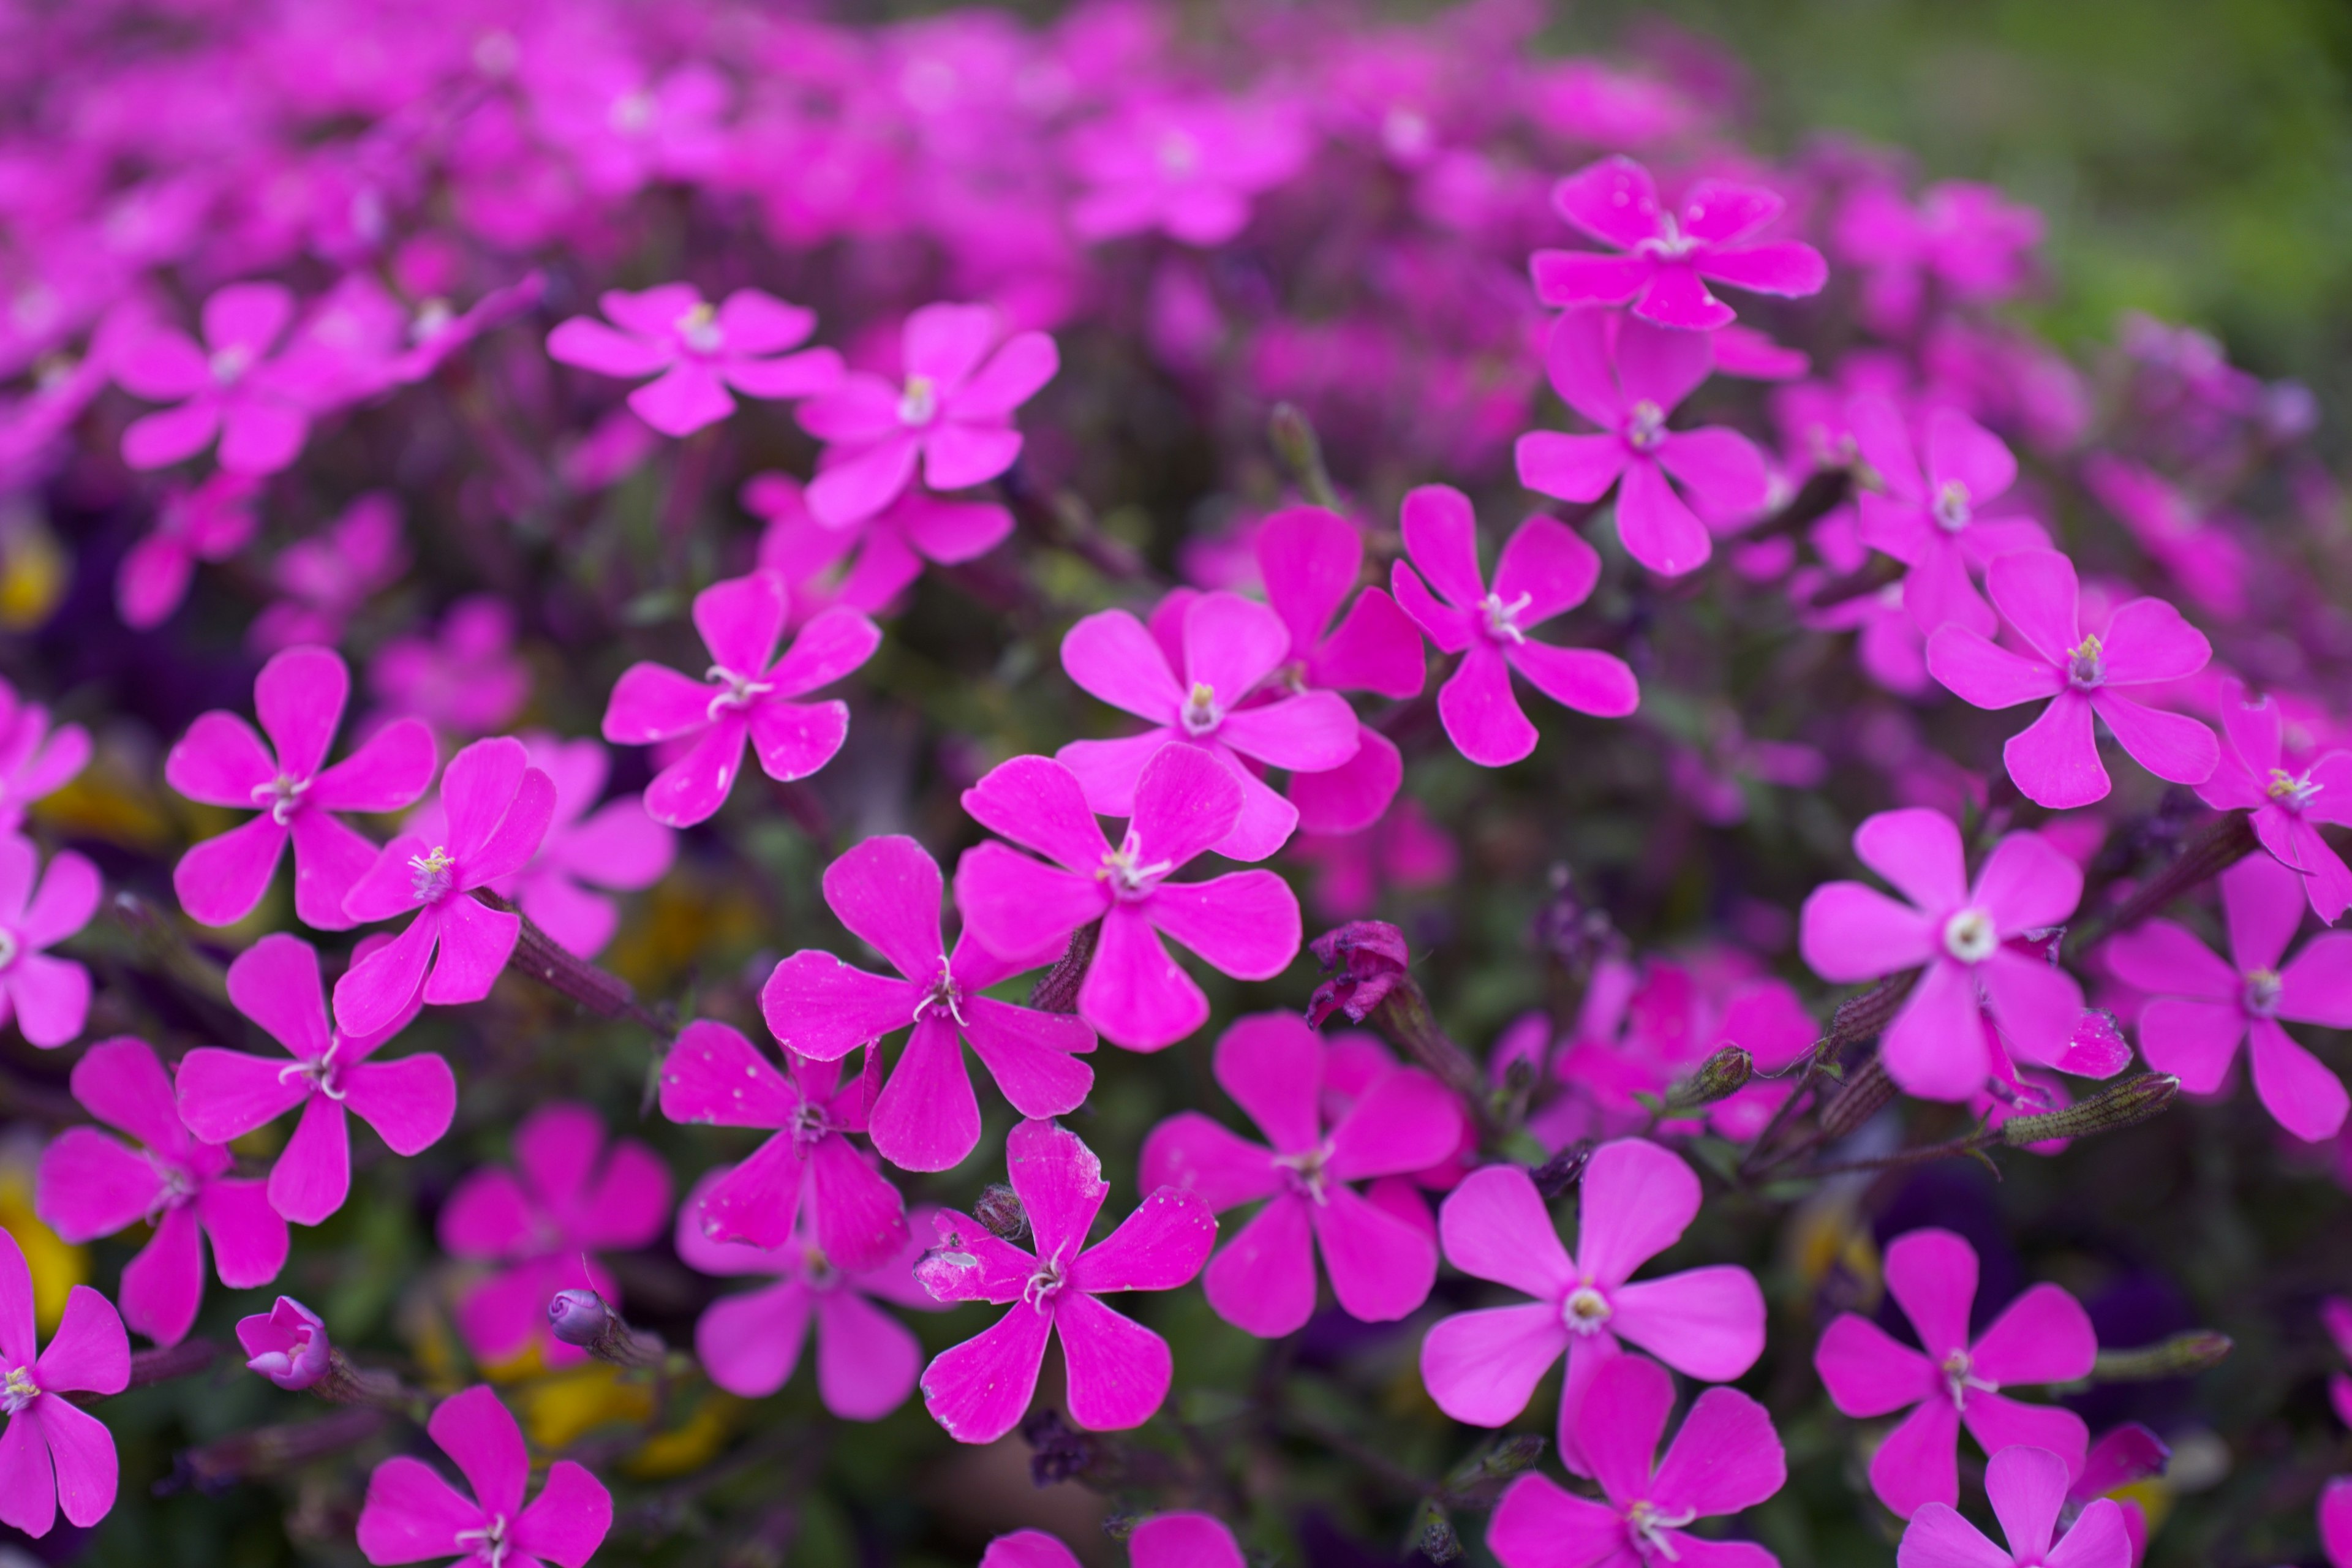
top-left (982, 1513), bottom-right (1246, 1568)
top-left (545, 284), bottom-right (843, 438)
top-left (914, 1118), bottom-right (1215, 1444)
top-left (1419, 1139), bottom-right (1766, 1476)
top-left (1800, 808), bottom-right (2085, 1101)
top-left (1849, 394), bottom-right (2049, 635)
top-left (2196, 679), bottom-right (2352, 924)
top-left (119, 471), bottom-right (262, 629)
top-left (356, 1384), bottom-right (612, 1568)
top-left (368, 595), bottom-right (532, 742)
top-left (177, 933), bottom-right (455, 1226)
top-left (168, 644), bottom-right (439, 930)
top-left (1139, 1011), bottom-right (1462, 1336)
top-left (0, 1229), bottom-right (127, 1539)
top-left (953, 747), bottom-right (1304, 1050)
top-left (1487, 1352), bottom-right (1787, 1568)
top-left (114, 281), bottom-right (314, 473)
top-left (2108, 850), bottom-right (2352, 1142)
top-left (1898, 1445), bottom-right (2132, 1568)
top-left (37, 1037), bottom-right (288, 1346)
top-left (796, 303), bottom-right (1058, 528)
top-left (1390, 483), bottom-right (1639, 767)
top-left (1926, 549), bottom-right (2218, 810)
top-left (1058, 589), bottom-right (1361, 861)
top-left (435, 1101), bottom-right (672, 1369)
top-left (0, 834), bottom-right (98, 1048)
top-left (1515, 309), bottom-right (1771, 577)
top-left (238, 1295), bottom-right (331, 1390)
top-left (1067, 98), bottom-right (1311, 248)
top-left (601, 572), bottom-right (879, 827)
top-left (1815, 1226), bottom-right (2097, 1520)
top-left (1531, 156), bottom-right (1827, 330)
top-left (760, 835), bottom-right (1095, 1172)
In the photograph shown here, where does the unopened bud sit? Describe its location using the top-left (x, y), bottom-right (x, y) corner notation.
top-left (1664, 1046), bottom-right (1752, 1112)
top-left (1816, 1055), bottom-right (1896, 1144)
top-left (1417, 1510), bottom-right (1463, 1564)
top-left (1267, 402), bottom-right (1340, 510)
top-left (2000, 1073), bottom-right (2179, 1147)
top-left (975, 1183), bottom-right (1028, 1242)
top-left (1478, 1434), bottom-right (1547, 1480)
top-left (2090, 1330), bottom-right (2233, 1383)
top-left (547, 1288), bottom-right (665, 1368)
top-left (1532, 1139), bottom-right (1597, 1198)
top-left (1829, 971), bottom-right (1917, 1046)
top-left (237, 1297), bottom-right (330, 1391)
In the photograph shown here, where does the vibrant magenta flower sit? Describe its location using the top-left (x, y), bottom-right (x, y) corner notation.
top-left (601, 573), bottom-right (879, 827)
top-left (113, 281), bottom-right (313, 473)
top-left (1420, 1140), bottom-right (1766, 1476)
top-left (1800, 808), bottom-right (2085, 1100)
top-left (1531, 156), bottom-right (1828, 330)
top-left (0, 677), bottom-right (90, 835)
top-left (760, 835), bottom-right (1095, 1172)
top-left (796, 303), bottom-right (1058, 528)
top-left (1849, 394), bottom-right (2049, 635)
top-left (2107, 851), bottom-right (2352, 1141)
top-left (1515, 309), bottom-right (1771, 577)
top-left (953, 747), bottom-right (1304, 1050)
top-left (368, 596), bottom-right (531, 741)
top-left (387, 272), bottom-right (548, 386)
top-left (1058, 589), bottom-right (1360, 861)
top-left (2328, 1476), bottom-right (2352, 1568)
top-left (914, 1118), bottom-right (1214, 1444)
top-left (1067, 98), bottom-right (1311, 247)
top-left (238, 1295), bottom-right (330, 1390)
top-left (1487, 1352), bottom-right (1786, 1568)
top-left (436, 1102), bottom-right (672, 1370)
top-left (546, 285), bottom-right (842, 439)
top-left (657, 1020), bottom-right (907, 1266)
top-left (1926, 550), bottom-right (2218, 810)
top-left (167, 644), bottom-right (437, 930)
top-left (1389, 483), bottom-right (1639, 767)
top-left (36, 1037), bottom-right (287, 1346)
top-left (1291, 796), bottom-right (1459, 920)
top-left (2081, 454), bottom-right (2250, 622)
top-left (2068, 1423), bottom-right (2169, 1565)
top-left (1898, 1445), bottom-right (2130, 1568)
top-left (178, 933), bottom-right (453, 1225)
top-left (746, 470), bottom-right (1013, 623)
top-left (1835, 180), bottom-right (2045, 335)
top-left (356, 1384), bottom-right (612, 1568)
top-left (0, 834), bottom-right (99, 1048)
top-left (982, 1513), bottom-right (1245, 1568)
top-left (1815, 1226), bottom-right (2096, 1519)
top-left (2196, 679), bottom-right (2352, 923)
top-left (333, 736), bottom-right (557, 1036)
top-left (119, 471), bottom-right (261, 628)
top-left (0, 1229), bottom-right (127, 1539)
top-left (253, 491), bottom-right (409, 653)
top-left (1139, 1011), bottom-right (1463, 1336)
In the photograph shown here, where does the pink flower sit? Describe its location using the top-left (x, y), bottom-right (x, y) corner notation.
top-left (368, 596), bottom-right (532, 741)
top-left (1531, 156), bottom-right (1828, 330)
top-left (1800, 808), bottom-right (2085, 1100)
top-left (113, 281), bottom-right (314, 473)
top-left (2081, 454), bottom-right (2250, 621)
top-left (253, 491), bottom-right (409, 653)
top-left (0, 677), bottom-right (91, 835)
top-left (436, 1102), bottom-right (671, 1370)
top-left (1290, 796), bottom-right (1459, 919)
top-left (600, 573), bottom-right (879, 827)
top-left (2070, 1423), bottom-right (2169, 1565)
top-left (952, 747), bottom-right (1304, 1050)
top-left (238, 1295), bottom-right (330, 1390)
top-left (1139, 1011), bottom-right (1463, 1336)
top-left (983, 1514), bottom-right (1245, 1568)
top-left (0, 1228), bottom-right (127, 1539)
top-left (177, 933), bottom-right (454, 1225)
top-left (1067, 98), bottom-right (1311, 247)
top-left (1389, 483), bottom-right (1640, 767)
top-left (761, 835), bottom-right (1095, 1172)
top-left (657, 1020), bottom-right (908, 1266)
top-left (36, 1037), bottom-right (288, 1346)
top-left (1926, 550), bottom-right (2218, 810)
top-left (1515, 310), bottom-right (1770, 577)
top-left (1488, 1352), bottom-right (1785, 1568)
top-left (1848, 395), bottom-right (2049, 635)
top-left (1815, 1226), bottom-right (2096, 1518)
top-left (356, 1384), bottom-right (612, 1568)
top-left (2196, 679), bottom-right (2352, 923)
top-left (1058, 589), bottom-right (1361, 861)
top-left (796, 303), bottom-right (1058, 528)
top-left (746, 470), bottom-right (1012, 623)
top-left (914, 1118), bottom-right (1215, 1444)
top-left (1419, 1140), bottom-right (1765, 1476)
top-left (2328, 1476), bottom-right (2352, 1568)
top-left (333, 736), bottom-right (557, 1037)
top-left (118, 471), bottom-right (261, 628)
top-left (546, 284), bottom-right (842, 439)
top-left (0, 834), bottom-right (99, 1047)
top-left (2107, 851), bottom-right (2352, 1141)
top-left (167, 644), bottom-right (437, 930)
top-left (1898, 1446), bottom-right (2131, 1568)
top-left (1834, 180), bottom-right (2044, 336)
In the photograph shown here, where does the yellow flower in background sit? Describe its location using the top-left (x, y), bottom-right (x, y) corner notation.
top-left (0, 1137), bottom-right (85, 1332)
top-left (1782, 1185), bottom-right (1882, 1317)
top-left (34, 749), bottom-right (175, 851)
top-left (514, 1362), bottom-right (655, 1450)
top-left (0, 505), bottom-right (67, 631)
top-left (627, 1391), bottom-right (742, 1479)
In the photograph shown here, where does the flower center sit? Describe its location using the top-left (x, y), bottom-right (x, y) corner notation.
top-left (1272, 1142), bottom-right (1334, 1203)
top-left (411, 297), bottom-right (455, 344)
top-left (1932, 480), bottom-right (1973, 532)
top-left (1632, 213), bottom-right (1696, 261)
top-left (250, 772), bottom-right (311, 826)
top-left (608, 89), bottom-right (655, 135)
top-left (454, 1514), bottom-right (511, 1568)
top-left (1022, 1256), bottom-right (1068, 1309)
top-left (914, 958), bottom-right (967, 1026)
top-left (1097, 828), bottom-right (1173, 900)
top-left (209, 343), bottom-right (254, 384)
top-left (1941, 1348), bottom-right (1997, 1408)
top-left (1942, 907), bottom-right (1998, 963)
top-left (1381, 106), bottom-right (1432, 160)
top-left (2267, 768), bottom-right (2321, 811)
top-left (897, 374), bottom-right (939, 426)
top-left (2066, 634), bottom-right (2105, 689)
top-left (1155, 130), bottom-right (1202, 178)
top-left (0, 927), bottom-right (20, 973)
top-left (674, 300), bottom-right (722, 355)
top-left (1179, 681), bottom-right (1222, 736)
top-left (705, 664), bottom-right (775, 719)
top-left (148, 1158), bottom-right (198, 1219)
top-left (1624, 399), bottom-right (1667, 452)
top-left (279, 1042), bottom-right (346, 1102)
top-left (2243, 967), bottom-right (2283, 1019)
top-left (1624, 1498), bottom-right (1700, 1559)
top-left (803, 1246), bottom-right (840, 1291)
top-left (1563, 1284), bottom-right (1613, 1336)
top-left (1480, 590), bottom-right (1532, 646)
top-left (409, 845), bottom-right (456, 903)
top-left (790, 1101), bottom-right (834, 1152)
top-left (1, 1363), bottom-right (37, 1415)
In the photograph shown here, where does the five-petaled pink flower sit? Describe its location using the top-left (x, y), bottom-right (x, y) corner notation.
top-left (1849, 394), bottom-right (2049, 635)
top-left (748, 469), bottom-right (1014, 624)
top-left (119, 471), bottom-right (262, 629)
top-left (796, 303), bottom-right (1058, 529)
top-left (953, 747), bottom-right (1304, 1051)
top-left (600, 572), bottom-right (880, 827)
top-left (914, 1118), bottom-right (1215, 1444)
top-left (252, 491), bottom-right (409, 654)
top-left (37, 1037), bottom-right (288, 1346)
top-left (1815, 1226), bottom-right (2097, 1520)
top-left (1926, 549), bottom-right (2218, 810)
top-left (114, 281), bottom-right (314, 473)
top-left (0, 1229), bottom-right (127, 1539)
top-left (545, 284), bottom-right (842, 438)
top-left (1487, 1352), bottom-right (1787, 1568)
top-left (2108, 850), bottom-right (2352, 1142)
top-left (356, 1384), bottom-right (612, 1568)
top-left (1515, 309), bottom-right (1771, 578)
top-left (177, 933), bottom-right (455, 1226)
top-left (1139, 1011), bottom-right (1462, 1336)
top-left (169, 645), bottom-right (439, 931)
top-left (2196, 679), bottom-right (2352, 924)
top-left (0, 834), bottom-right (98, 1048)
top-left (1531, 156), bottom-right (1828, 330)
top-left (982, 1513), bottom-right (1246, 1568)
top-left (1390, 483), bottom-right (1639, 767)
top-left (1835, 180), bottom-right (2045, 336)
top-left (760, 835), bottom-right (1096, 1172)
top-left (1800, 808), bottom-right (2085, 1101)
top-left (1898, 1445), bottom-right (2131, 1568)
top-left (1419, 1139), bottom-right (1765, 1476)
top-left (1068, 98), bottom-right (1311, 248)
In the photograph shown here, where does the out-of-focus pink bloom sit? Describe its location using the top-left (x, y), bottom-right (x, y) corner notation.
top-left (747, 470), bottom-right (1012, 623)
top-left (954, 748), bottom-right (1303, 1050)
top-left (368, 595), bottom-right (532, 741)
top-left (2081, 454), bottom-right (2250, 622)
top-left (530, 58), bottom-right (732, 197)
top-left (253, 491), bottom-right (409, 652)
top-left (356, 1385), bottom-right (612, 1567)
top-left (2324, 1477), bottom-right (2352, 1568)
top-left (1665, 710), bottom-right (1829, 826)
top-left (982, 1513), bottom-right (1245, 1568)
top-left (388, 271), bottom-right (546, 385)
top-left (1523, 59), bottom-right (1703, 149)
top-left (0, 834), bottom-right (99, 1048)
top-left (0, 1229), bottom-right (127, 1538)
top-left (2195, 681), bottom-right (2352, 923)
top-left (1834, 180), bottom-right (2043, 335)
top-left (2327, 1297), bottom-right (2352, 1430)
top-left (1713, 322), bottom-right (1810, 380)
top-left (119, 471), bottom-right (262, 628)
top-left (2068, 1423), bottom-right (2169, 1566)
top-left (1531, 155), bottom-right (1826, 330)
top-left (1289, 796), bottom-right (1459, 919)
top-left (1516, 309), bottom-right (1770, 577)
top-left (238, 1295), bottom-right (330, 1390)
top-left (1849, 395), bottom-right (2048, 635)
top-left (37, 1037), bottom-right (287, 1346)
top-left (914, 1119), bottom-right (1214, 1444)
top-left (1815, 1226), bottom-right (2096, 1518)
top-left (113, 281), bottom-right (314, 473)
top-left (0, 678), bottom-right (90, 835)
top-left (559, 405), bottom-right (663, 493)
top-left (546, 285), bottom-right (842, 438)
top-left (1898, 1446), bottom-right (2130, 1568)
top-left (1067, 99), bottom-right (1310, 246)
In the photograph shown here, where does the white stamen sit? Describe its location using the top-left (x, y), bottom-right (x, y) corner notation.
top-left (1932, 480), bottom-right (1973, 532)
top-left (674, 300), bottom-right (722, 355)
top-left (705, 664), bottom-right (776, 720)
top-left (1097, 829), bottom-right (1173, 899)
top-left (897, 374), bottom-right (939, 426)
top-left (409, 845), bottom-right (455, 903)
top-left (251, 773), bottom-right (311, 826)
top-left (1563, 1284), bottom-right (1613, 1336)
top-left (1942, 907), bottom-right (1998, 964)
top-left (1481, 590), bottom-right (1532, 645)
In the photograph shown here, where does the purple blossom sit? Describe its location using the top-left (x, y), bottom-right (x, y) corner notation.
top-left (546, 284), bottom-right (842, 438)
top-left (237, 1296), bottom-right (331, 1390)
top-left (0, 1228), bottom-right (127, 1538)
top-left (356, 1385), bottom-right (612, 1568)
